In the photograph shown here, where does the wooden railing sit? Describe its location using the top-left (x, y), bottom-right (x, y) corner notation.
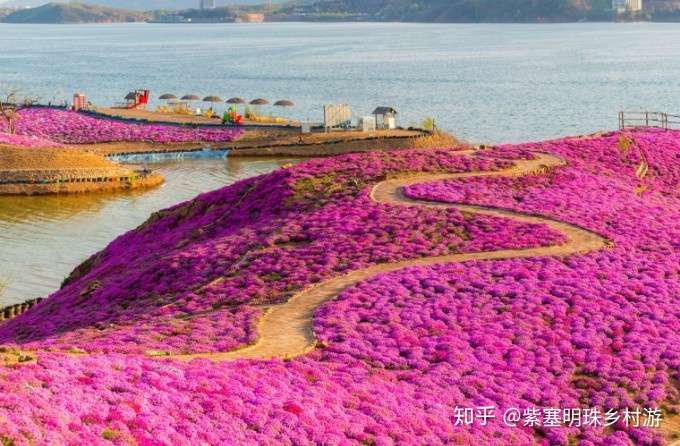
top-left (0, 169), bottom-right (154, 185)
top-left (619, 111), bottom-right (680, 130)
top-left (0, 298), bottom-right (43, 322)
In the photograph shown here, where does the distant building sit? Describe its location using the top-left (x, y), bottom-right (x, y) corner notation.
top-left (372, 107), bottom-right (398, 130)
top-left (629, 0), bottom-right (643, 11)
top-left (612, 0), bottom-right (643, 12)
top-left (237, 13), bottom-right (265, 23)
top-left (200, 0), bottom-right (216, 9)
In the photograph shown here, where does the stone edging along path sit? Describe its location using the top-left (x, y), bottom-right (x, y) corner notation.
top-left (168, 151), bottom-right (609, 362)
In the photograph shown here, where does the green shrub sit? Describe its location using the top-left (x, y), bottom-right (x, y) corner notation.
top-left (421, 117), bottom-right (436, 132)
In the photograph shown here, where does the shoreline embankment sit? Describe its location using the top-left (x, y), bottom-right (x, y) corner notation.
top-left (0, 145), bottom-right (165, 195)
top-left (1, 106), bottom-right (445, 195)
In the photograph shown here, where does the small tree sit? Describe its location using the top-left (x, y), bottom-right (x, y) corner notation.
top-left (0, 90), bottom-right (37, 135)
top-left (421, 116), bottom-right (436, 132)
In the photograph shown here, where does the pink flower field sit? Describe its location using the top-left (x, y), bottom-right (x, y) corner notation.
top-left (0, 132), bottom-right (64, 148)
top-left (1, 130), bottom-right (680, 445)
top-left (0, 108), bottom-right (243, 145)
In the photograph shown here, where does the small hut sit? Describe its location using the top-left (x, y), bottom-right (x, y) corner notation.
top-left (73, 92), bottom-right (87, 111)
top-left (124, 90), bottom-right (150, 109)
top-left (372, 107), bottom-right (398, 129)
top-left (124, 92), bottom-right (137, 107)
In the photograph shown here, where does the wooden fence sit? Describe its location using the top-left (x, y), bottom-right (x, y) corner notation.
top-left (0, 298), bottom-right (43, 322)
top-left (619, 111), bottom-right (680, 130)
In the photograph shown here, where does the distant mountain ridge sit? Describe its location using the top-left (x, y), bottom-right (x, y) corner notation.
top-left (2, 0), bottom-right (679, 22)
top-left (275, 0), bottom-right (680, 21)
top-left (0, 0), bottom-right (273, 11)
top-left (2, 2), bottom-right (149, 22)
top-left (276, 0), bottom-right (600, 21)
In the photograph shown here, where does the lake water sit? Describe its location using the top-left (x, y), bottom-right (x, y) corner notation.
top-left (1, 22), bottom-right (680, 304)
top-left (0, 158), bottom-right (296, 305)
top-left (1, 22), bottom-right (680, 142)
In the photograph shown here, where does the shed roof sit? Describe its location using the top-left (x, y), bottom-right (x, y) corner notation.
top-left (373, 107), bottom-right (398, 115)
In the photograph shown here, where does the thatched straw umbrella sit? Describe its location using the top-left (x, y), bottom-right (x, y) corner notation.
top-left (203, 95), bottom-right (223, 103)
top-left (226, 98), bottom-right (246, 114)
top-left (223, 97), bottom-right (245, 121)
top-left (202, 96), bottom-right (223, 116)
top-left (249, 98), bottom-right (269, 117)
top-left (274, 99), bottom-right (295, 120)
top-left (158, 94), bottom-right (177, 112)
top-left (180, 94), bottom-right (201, 113)
top-left (250, 98), bottom-right (269, 106)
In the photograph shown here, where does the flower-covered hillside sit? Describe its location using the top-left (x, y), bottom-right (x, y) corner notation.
top-left (0, 149), bottom-right (564, 354)
top-left (396, 129), bottom-right (680, 445)
top-left (0, 132), bottom-right (64, 148)
top-left (1, 130), bottom-right (679, 445)
top-left (0, 108), bottom-right (243, 145)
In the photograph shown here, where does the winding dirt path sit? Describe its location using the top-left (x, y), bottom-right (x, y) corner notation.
top-left (170, 152), bottom-right (608, 362)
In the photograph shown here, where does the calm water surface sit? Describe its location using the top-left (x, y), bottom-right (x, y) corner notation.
top-left (1, 22), bottom-right (680, 303)
top-left (1, 22), bottom-right (680, 142)
top-left (0, 158), bottom-right (296, 305)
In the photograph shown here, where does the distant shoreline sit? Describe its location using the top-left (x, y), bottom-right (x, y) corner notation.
top-left (4, 0), bottom-right (677, 25)
top-left (0, 19), bottom-right (668, 26)
top-left (2, 19), bottom-right (678, 25)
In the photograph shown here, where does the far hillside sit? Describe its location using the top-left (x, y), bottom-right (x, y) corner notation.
top-left (1, 2), bottom-right (149, 23)
top-left (273, 0), bottom-right (680, 21)
top-left (274, 0), bottom-right (612, 21)
top-left (0, 0), bottom-right (276, 9)
top-left (3, 0), bottom-right (680, 23)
